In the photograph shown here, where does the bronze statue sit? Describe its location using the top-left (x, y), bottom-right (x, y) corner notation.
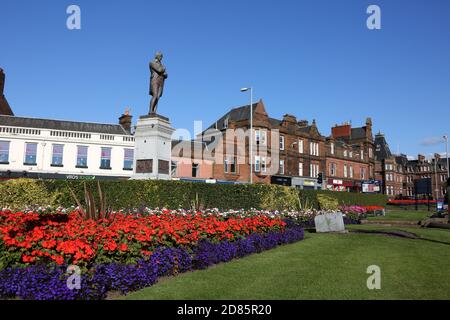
top-left (149, 52), bottom-right (168, 114)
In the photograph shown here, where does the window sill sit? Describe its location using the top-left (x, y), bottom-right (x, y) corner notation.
top-left (76, 165), bottom-right (88, 169)
top-left (0, 162), bottom-right (9, 165)
top-left (24, 163), bottom-right (37, 166)
top-left (51, 164), bottom-right (64, 167)
top-left (100, 167), bottom-right (112, 170)
top-left (123, 168), bottom-right (133, 171)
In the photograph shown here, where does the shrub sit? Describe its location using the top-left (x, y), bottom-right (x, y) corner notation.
top-left (0, 179), bottom-right (59, 210)
top-left (0, 179), bottom-right (387, 211)
top-left (298, 189), bottom-right (387, 209)
top-left (317, 193), bottom-right (339, 211)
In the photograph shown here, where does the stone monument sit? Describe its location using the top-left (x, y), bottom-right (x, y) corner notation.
top-left (132, 52), bottom-right (175, 180)
top-left (314, 212), bottom-right (346, 233)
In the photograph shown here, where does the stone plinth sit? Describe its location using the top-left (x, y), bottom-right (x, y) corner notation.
top-left (132, 113), bottom-right (175, 180)
top-left (314, 212), bottom-right (346, 233)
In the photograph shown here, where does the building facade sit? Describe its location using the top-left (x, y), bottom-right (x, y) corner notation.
top-left (0, 114), bottom-right (135, 180)
top-left (325, 119), bottom-right (376, 192)
top-left (196, 100), bottom-right (378, 191)
top-left (375, 133), bottom-right (449, 199)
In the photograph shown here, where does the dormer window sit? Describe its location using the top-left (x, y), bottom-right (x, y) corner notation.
top-left (223, 117), bottom-right (229, 129)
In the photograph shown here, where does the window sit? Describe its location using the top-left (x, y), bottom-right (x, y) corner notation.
top-left (223, 117), bottom-right (229, 129)
top-left (255, 130), bottom-right (266, 146)
top-left (100, 147), bottom-right (112, 169)
top-left (349, 151), bottom-right (353, 158)
top-left (76, 146), bottom-right (88, 168)
top-left (51, 144), bottom-right (64, 166)
top-left (330, 143), bottom-right (335, 155)
top-left (279, 160), bottom-right (285, 175)
top-left (261, 130), bottom-right (267, 145)
top-left (360, 150), bottom-right (364, 160)
top-left (0, 141), bottom-right (10, 164)
top-left (369, 148), bottom-right (373, 158)
top-left (361, 168), bottom-right (366, 180)
top-left (24, 142), bottom-right (38, 165)
top-left (298, 162), bottom-right (303, 176)
top-left (310, 163), bottom-right (319, 178)
top-left (123, 148), bottom-right (134, 170)
top-left (299, 139), bottom-right (304, 153)
top-left (343, 164), bottom-right (348, 178)
top-left (192, 163), bottom-right (199, 177)
top-left (171, 161), bottom-right (178, 176)
top-left (224, 156), bottom-right (237, 173)
top-left (255, 156), bottom-right (261, 172)
top-left (280, 136), bottom-right (285, 150)
top-left (330, 163), bottom-right (336, 176)
top-left (349, 165), bottom-right (354, 178)
top-left (261, 157), bottom-right (267, 173)
top-left (344, 150), bottom-right (348, 157)
top-left (310, 142), bottom-right (319, 156)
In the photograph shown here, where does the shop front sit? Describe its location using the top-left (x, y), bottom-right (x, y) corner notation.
top-left (270, 175), bottom-right (292, 186)
top-left (326, 178), bottom-right (356, 192)
top-left (292, 177), bottom-right (322, 190)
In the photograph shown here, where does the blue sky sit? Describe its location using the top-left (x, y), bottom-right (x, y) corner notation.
top-left (1, 0), bottom-right (449, 158)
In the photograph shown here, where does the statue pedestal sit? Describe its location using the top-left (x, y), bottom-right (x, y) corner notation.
top-left (132, 113), bottom-right (175, 180)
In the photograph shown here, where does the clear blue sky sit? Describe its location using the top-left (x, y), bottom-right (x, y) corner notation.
top-left (1, 0), bottom-right (449, 158)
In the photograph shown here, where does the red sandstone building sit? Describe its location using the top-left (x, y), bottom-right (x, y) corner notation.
top-left (179, 100), bottom-right (378, 191)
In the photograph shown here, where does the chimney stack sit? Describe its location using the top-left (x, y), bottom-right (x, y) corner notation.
top-left (0, 68), bottom-right (14, 116)
top-left (119, 108), bottom-right (133, 134)
top-left (0, 68), bottom-right (5, 96)
top-left (331, 123), bottom-right (351, 139)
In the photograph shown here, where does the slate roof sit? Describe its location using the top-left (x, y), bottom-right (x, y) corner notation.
top-left (0, 115), bottom-right (129, 135)
top-left (205, 103), bottom-right (259, 131)
top-left (374, 134), bottom-right (392, 160)
top-left (351, 127), bottom-right (367, 140)
top-left (268, 118), bottom-right (281, 127)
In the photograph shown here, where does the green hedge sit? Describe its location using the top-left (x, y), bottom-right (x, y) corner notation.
top-left (298, 189), bottom-right (388, 209)
top-left (0, 179), bottom-right (387, 211)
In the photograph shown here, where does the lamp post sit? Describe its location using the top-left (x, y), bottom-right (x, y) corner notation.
top-left (444, 135), bottom-right (450, 218)
top-left (241, 87), bottom-right (253, 184)
top-left (444, 135), bottom-right (449, 178)
top-left (434, 155), bottom-right (439, 201)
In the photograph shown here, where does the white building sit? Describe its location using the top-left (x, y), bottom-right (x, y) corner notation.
top-left (0, 114), bottom-right (135, 180)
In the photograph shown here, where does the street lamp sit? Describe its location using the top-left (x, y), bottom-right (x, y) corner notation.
top-left (434, 155), bottom-right (439, 201)
top-left (444, 135), bottom-right (449, 178)
top-left (241, 87), bottom-right (253, 184)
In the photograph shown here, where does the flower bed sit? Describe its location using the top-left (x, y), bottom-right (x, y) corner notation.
top-left (388, 199), bottom-right (438, 205)
top-left (0, 209), bottom-right (304, 299)
top-left (0, 209), bottom-right (290, 267)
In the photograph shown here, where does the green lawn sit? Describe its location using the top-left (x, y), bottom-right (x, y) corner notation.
top-left (123, 227), bottom-right (450, 300)
top-left (366, 208), bottom-right (433, 221)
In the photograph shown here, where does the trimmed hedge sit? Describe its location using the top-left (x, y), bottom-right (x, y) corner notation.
top-left (299, 189), bottom-right (388, 209)
top-left (0, 179), bottom-right (387, 211)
